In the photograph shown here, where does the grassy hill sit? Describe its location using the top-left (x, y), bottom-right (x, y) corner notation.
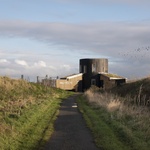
top-left (0, 76), bottom-right (72, 150)
top-left (77, 77), bottom-right (150, 150)
top-left (111, 77), bottom-right (150, 106)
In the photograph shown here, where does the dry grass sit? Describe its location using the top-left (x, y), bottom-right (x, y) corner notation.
top-left (84, 87), bottom-right (150, 140)
top-left (0, 77), bottom-right (35, 119)
top-left (84, 89), bottom-right (123, 112)
top-left (0, 76), bottom-right (71, 149)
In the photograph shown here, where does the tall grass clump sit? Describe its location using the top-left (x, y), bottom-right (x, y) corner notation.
top-left (0, 76), bottom-right (72, 150)
top-left (85, 88), bottom-right (150, 129)
top-left (78, 85), bottom-right (150, 150)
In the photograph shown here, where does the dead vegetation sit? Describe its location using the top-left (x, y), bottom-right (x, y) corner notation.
top-left (84, 80), bottom-right (150, 143)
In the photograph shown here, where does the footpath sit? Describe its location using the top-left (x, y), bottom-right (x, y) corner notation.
top-left (44, 94), bottom-right (99, 150)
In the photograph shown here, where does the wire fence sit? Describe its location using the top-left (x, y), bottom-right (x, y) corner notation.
top-left (37, 75), bottom-right (59, 87)
top-left (11, 75), bottom-right (59, 88)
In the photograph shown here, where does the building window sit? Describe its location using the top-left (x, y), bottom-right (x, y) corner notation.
top-left (91, 79), bottom-right (96, 85)
top-left (83, 65), bottom-right (87, 73)
top-left (92, 63), bottom-right (96, 72)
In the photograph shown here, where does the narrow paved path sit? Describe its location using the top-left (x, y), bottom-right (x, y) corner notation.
top-left (44, 94), bottom-right (99, 150)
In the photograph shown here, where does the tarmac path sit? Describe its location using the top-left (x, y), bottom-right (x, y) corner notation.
top-left (44, 94), bottom-right (99, 150)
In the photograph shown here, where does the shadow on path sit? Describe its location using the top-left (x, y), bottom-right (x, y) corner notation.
top-left (44, 94), bottom-right (99, 150)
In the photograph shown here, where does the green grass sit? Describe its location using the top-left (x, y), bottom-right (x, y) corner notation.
top-left (0, 76), bottom-right (73, 150)
top-left (77, 94), bottom-right (150, 150)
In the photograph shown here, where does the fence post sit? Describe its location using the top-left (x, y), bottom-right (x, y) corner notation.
top-left (21, 75), bottom-right (24, 80)
top-left (37, 76), bottom-right (39, 83)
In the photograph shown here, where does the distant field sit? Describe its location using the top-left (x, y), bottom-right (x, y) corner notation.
top-left (0, 76), bottom-right (72, 150)
top-left (77, 77), bottom-right (150, 150)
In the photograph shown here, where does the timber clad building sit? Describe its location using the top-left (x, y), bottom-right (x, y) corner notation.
top-left (42, 58), bottom-right (126, 91)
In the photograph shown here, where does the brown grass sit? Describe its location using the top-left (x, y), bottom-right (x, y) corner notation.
top-left (84, 87), bottom-right (150, 139)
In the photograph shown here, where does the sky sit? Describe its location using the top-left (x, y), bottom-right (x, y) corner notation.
top-left (0, 0), bottom-right (150, 81)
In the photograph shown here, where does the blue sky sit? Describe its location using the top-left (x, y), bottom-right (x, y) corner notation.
top-left (0, 0), bottom-right (150, 81)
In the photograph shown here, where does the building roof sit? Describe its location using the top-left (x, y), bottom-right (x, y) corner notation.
top-left (99, 72), bottom-right (126, 80)
top-left (60, 73), bottom-right (83, 79)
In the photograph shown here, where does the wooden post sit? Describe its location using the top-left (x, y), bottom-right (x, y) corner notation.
top-left (37, 76), bottom-right (39, 83)
top-left (21, 75), bottom-right (24, 80)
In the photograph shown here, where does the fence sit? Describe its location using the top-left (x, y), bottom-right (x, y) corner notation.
top-left (37, 75), bottom-right (59, 88)
top-left (14, 75), bottom-right (59, 88)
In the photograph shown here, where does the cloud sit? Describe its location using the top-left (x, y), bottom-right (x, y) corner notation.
top-left (0, 20), bottom-right (150, 55)
top-left (0, 59), bottom-right (9, 63)
top-left (0, 57), bottom-right (77, 81)
top-left (6, 21), bottom-right (150, 66)
top-left (34, 61), bottom-right (46, 67)
top-left (0, 20), bottom-right (150, 79)
top-left (15, 59), bottom-right (28, 66)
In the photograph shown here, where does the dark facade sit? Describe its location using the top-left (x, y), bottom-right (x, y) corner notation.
top-left (79, 58), bottom-right (108, 74)
top-left (79, 58), bottom-right (126, 91)
top-left (80, 58), bottom-right (108, 90)
top-left (99, 73), bottom-right (126, 89)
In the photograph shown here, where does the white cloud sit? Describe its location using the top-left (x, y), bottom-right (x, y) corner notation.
top-left (0, 59), bottom-right (9, 63)
top-left (15, 59), bottom-right (28, 66)
top-left (34, 61), bottom-right (46, 67)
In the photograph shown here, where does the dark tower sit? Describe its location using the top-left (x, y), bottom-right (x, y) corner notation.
top-left (79, 58), bottom-right (108, 90)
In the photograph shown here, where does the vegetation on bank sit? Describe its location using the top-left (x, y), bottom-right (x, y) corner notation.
top-left (0, 76), bottom-right (72, 150)
top-left (111, 77), bottom-right (150, 106)
top-left (77, 78), bottom-right (150, 150)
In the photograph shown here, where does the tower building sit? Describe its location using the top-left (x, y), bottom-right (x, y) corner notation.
top-left (80, 58), bottom-right (109, 90)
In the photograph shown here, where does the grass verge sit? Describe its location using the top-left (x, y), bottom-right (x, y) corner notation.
top-left (77, 94), bottom-right (150, 150)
